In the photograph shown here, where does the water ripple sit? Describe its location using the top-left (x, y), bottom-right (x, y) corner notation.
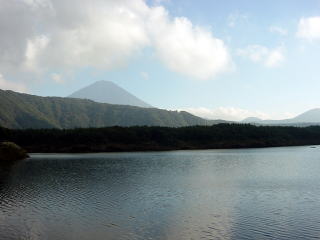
top-left (1, 148), bottom-right (320, 239)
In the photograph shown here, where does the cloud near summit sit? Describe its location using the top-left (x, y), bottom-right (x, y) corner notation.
top-left (0, 0), bottom-right (231, 85)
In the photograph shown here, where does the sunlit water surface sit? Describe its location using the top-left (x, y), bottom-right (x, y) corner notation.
top-left (1, 146), bottom-right (320, 240)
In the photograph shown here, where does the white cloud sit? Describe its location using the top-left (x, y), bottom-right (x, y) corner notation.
top-left (181, 107), bottom-right (294, 121)
top-left (51, 73), bottom-right (64, 83)
top-left (237, 45), bottom-right (285, 68)
top-left (25, 35), bottom-right (50, 72)
top-left (0, 0), bottom-right (231, 85)
top-left (269, 26), bottom-right (287, 36)
top-left (265, 48), bottom-right (285, 68)
top-left (297, 16), bottom-right (320, 41)
top-left (0, 73), bottom-right (28, 93)
top-left (149, 10), bottom-right (231, 79)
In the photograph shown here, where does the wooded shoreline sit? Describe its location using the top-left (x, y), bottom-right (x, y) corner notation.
top-left (1, 124), bottom-right (320, 153)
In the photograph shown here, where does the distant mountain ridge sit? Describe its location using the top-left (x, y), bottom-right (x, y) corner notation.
top-left (69, 81), bottom-right (152, 108)
top-left (2, 87), bottom-right (320, 129)
top-left (0, 89), bottom-right (215, 129)
top-left (242, 117), bottom-right (262, 123)
top-left (291, 108), bottom-right (320, 123)
top-left (242, 108), bottom-right (320, 126)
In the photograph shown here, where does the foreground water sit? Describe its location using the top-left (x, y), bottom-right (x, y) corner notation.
top-left (1, 146), bottom-right (320, 240)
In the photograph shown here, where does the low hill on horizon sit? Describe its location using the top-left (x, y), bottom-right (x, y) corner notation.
top-left (68, 80), bottom-right (152, 108)
top-left (241, 108), bottom-right (320, 126)
top-left (0, 89), bottom-right (214, 129)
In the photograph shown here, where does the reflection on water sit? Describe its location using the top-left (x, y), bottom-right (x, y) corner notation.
top-left (1, 146), bottom-right (320, 239)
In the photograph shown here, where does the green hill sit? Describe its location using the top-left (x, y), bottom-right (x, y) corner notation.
top-left (0, 89), bottom-right (213, 129)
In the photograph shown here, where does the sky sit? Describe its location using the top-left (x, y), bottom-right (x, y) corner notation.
top-left (0, 0), bottom-right (320, 121)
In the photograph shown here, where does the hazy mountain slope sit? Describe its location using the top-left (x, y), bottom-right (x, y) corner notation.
top-left (69, 81), bottom-right (152, 108)
top-left (0, 89), bottom-right (211, 129)
top-left (290, 108), bottom-right (320, 123)
top-left (241, 108), bottom-right (320, 126)
top-left (241, 117), bottom-right (263, 123)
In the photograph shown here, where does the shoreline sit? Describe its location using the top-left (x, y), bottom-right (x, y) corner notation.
top-left (25, 143), bottom-right (320, 154)
top-left (2, 124), bottom-right (320, 154)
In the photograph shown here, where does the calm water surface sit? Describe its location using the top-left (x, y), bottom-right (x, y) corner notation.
top-left (1, 146), bottom-right (320, 240)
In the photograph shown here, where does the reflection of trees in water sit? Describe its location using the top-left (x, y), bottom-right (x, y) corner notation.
top-left (0, 161), bottom-right (23, 193)
top-left (0, 161), bottom-right (27, 239)
top-left (0, 166), bottom-right (11, 193)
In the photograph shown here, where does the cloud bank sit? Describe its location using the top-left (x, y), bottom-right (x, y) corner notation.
top-left (0, 0), bottom-right (231, 91)
top-left (183, 107), bottom-right (270, 121)
top-left (182, 107), bottom-right (294, 121)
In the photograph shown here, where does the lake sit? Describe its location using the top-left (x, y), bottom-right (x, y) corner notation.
top-left (1, 146), bottom-right (320, 240)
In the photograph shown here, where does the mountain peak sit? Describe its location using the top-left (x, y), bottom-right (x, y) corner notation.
top-left (93, 80), bottom-right (115, 85)
top-left (68, 81), bottom-right (152, 108)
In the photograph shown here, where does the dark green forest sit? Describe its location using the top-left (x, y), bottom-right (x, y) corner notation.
top-left (1, 124), bottom-right (320, 153)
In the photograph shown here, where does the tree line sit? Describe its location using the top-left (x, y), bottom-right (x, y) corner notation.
top-left (1, 124), bottom-right (320, 152)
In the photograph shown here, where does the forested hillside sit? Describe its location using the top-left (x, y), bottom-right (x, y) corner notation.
top-left (0, 89), bottom-right (212, 129)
